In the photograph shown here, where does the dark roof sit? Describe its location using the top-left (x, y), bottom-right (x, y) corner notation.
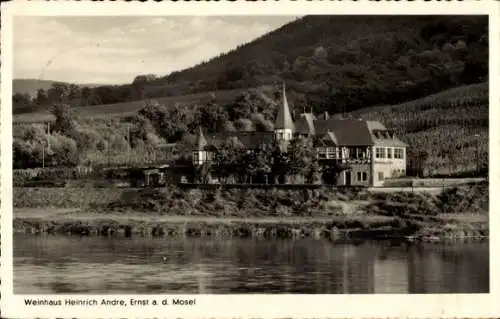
top-left (205, 131), bottom-right (275, 149)
top-left (275, 83), bottom-right (295, 131)
top-left (192, 118), bottom-right (406, 150)
top-left (315, 119), bottom-right (374, 146)
top-left (295, 113), bottom-right (316, 135)
top-left (314, 131), bottom-right (338, 147)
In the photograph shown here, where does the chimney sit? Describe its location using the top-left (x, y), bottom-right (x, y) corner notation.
top-left (324, 112), bottom-right (329, 120)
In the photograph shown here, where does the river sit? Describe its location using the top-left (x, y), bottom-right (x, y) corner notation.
top-left (13, 234), bottom-right (489, 294)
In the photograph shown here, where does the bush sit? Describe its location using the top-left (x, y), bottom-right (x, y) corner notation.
top-left (47, 133), bottom-right (80, 166)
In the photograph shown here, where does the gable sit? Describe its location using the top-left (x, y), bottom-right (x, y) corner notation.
top-left (367, 121), bottom-right (407, 147)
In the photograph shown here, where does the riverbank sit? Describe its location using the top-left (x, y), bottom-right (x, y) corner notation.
top-left (14, 209), bottom-right (488, 242)
top-left (13, 182), bottom-right (488, 241)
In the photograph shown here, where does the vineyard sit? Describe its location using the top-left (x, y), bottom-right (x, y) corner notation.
top-left (352, 82), bottom-right (489, 176)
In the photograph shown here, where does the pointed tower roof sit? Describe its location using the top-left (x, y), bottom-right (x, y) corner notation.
top-left (194, 127), bottom-right (208, 150)
top-left (275, 82), bottom-right (295, 131)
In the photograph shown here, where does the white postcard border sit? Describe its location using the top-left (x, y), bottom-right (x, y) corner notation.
top-left (1, 1), bottom-right (500, 318)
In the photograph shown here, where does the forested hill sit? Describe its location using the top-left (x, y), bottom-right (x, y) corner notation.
top-left (14, 15), bottom-right (488, 116)
top-left (155, 15), bottom-right (487, 113)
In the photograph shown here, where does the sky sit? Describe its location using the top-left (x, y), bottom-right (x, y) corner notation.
top-left (13, 16), bottom-right (297, 85)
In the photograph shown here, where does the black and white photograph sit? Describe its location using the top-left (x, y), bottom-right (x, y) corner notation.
top-left (1, 1), bottom-right (499, 318)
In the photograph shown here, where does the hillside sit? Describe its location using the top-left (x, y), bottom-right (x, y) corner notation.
top-left (12, 15), bottom-right (487, 117)
top-left (13, 87), bottom-right (259, 124)
top-left (14, 79), bottom-right (60, 97)
top-left (351, 82), bottom-right (488, 176)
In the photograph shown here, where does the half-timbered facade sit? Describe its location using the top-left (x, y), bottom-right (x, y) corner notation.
top-left (192, 84), bottom-right (407, 187)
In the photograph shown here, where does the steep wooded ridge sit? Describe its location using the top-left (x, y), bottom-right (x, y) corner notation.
top-left (14, 15), bottom-right (487, 116)
top-left (153, 15), bottom-right (487, 113)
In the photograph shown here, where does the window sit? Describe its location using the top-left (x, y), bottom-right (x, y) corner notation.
top-left (378, 172), bottom-right (384, 181)
top-left (193, 152), bottom-right (200, 163)
top-left (394, 148), bottom-right (404, 159)
top-left (387, 148), bottom-right (392, 159)
top-left (375, 147), bottom-right (385, 159)
top-left (357, 172), bottom-right (368, 182)
top-left (357, 147), bottom-right (368, 159)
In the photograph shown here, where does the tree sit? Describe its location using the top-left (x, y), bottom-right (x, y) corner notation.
top-left (68, 84), bottom-right (81, 102)
top-left (251, 113), bottom-right (274, 132)
top-left (129, 115), bottom-right (155, 147)
top-left (269, 139), bottom-right (291, 184)
top-left (234, 118), bottom-right (254, 131)
top-left (47, 133), bottom-right (80, 167)
top-left (131, 74), bottom-right (157, 100)
top-left (194, 162), bottom-right (211, 184)
top-left (47, 83), bottom-right (69, 103)
top-left (51, 103), bottom-right (76, 137)
top-left (306, 158), bottom-right (322, 184)
top-left (192, 102), bottom-right (228, 133)
top-left (288, 136), bottom-right (315, 183)
top-left (13, 139), bottom-right (40, 168)
top-left (321, 161), bottom-right (350, 185)
top-left (409, 148), bottom-right (429, 177)
top-left (137, 101), bottom-right (188, 143)
top-left (34, 89), bottom-right (49, 106)
top-left (212, 137), bottom-right (245, 183)
top-left (13, 93), bottom-right (32, 110)
top-left (248, 141), bottom-right (273, 184)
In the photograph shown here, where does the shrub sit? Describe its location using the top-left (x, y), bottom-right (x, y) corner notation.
top-left (47, 133), bottom-right (80, 166)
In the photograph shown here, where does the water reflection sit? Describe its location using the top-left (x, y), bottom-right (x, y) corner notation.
top-left (13, 235), bottom-right (489, 294)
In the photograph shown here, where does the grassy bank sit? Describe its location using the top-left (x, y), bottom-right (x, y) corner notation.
top-left (13, 182), bottom-right (488, 241)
